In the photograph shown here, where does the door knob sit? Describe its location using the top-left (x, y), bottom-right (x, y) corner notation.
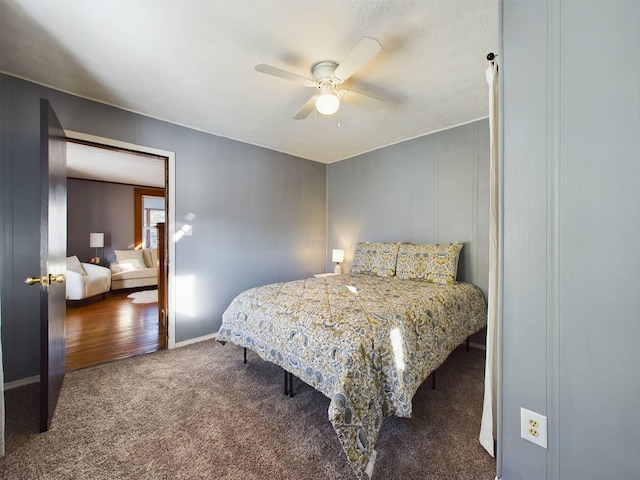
top-left (25, 275), bottom-right (49, 286)
top-left (49, 273), bottom-right (65, 284)
top-left (25, 273), bottom-right (64, 286)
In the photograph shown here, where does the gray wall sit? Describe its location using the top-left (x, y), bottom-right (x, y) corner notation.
top-left (327, 119), bottom-right (490, 296)
top-left (0, 73), bottom-right (326, 382)
top-left (501, 1), bottom-right (640, 479)
top-left (67, 179), bottom-right (135, 264)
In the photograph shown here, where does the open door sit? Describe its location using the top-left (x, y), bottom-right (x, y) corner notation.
top-left (25, 99), bottom-right (67, 432)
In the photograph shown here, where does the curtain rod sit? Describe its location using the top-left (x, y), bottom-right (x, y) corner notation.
top-left (486, 52), bottom-right (498, 71)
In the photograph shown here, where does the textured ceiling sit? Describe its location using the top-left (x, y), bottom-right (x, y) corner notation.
top-left (0, 0), bottom-right (499, 164)
top-left (66, 142), bottom-right (166, 188)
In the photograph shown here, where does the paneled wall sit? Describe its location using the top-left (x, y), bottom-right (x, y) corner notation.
top-left (327, 120), bottom-right (490, 346)
top-left (501, 1), bottom-right (640, 478)
top-left (327, 120), bottom-right (490, 296)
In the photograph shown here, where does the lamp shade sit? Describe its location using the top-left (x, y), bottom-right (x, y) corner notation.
top-left (332, 249), bottom-right (344, 263)
top-left (89, 233), bottom-right (104, 248)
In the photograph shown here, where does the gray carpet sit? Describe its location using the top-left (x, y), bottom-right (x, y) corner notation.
top-left (0, 340), bottom-right (495, 479)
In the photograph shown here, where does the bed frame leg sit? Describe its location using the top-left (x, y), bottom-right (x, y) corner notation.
top-left (284, 370), bottom-right (289, 396)
top-left (283, 371), bottom-right (294, 397)
top-left (243, 347), bottom-right (247, 364)
top-left (289, 372), bottom-right (294, 398)
top-left (431, 370), bottom-right (436, 390)
top-left (466, 337), bottom-right (470, 352)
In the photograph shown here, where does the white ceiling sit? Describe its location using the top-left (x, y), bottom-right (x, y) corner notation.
top-left (66, 142), bottom-right (166, 188)
top-left (0, 0), bottom-right (499, 164)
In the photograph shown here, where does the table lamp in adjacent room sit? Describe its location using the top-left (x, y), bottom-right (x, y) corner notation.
top-left (332, 249), bottom-right (344, 274)
top-left (89, 232), bottom-right (104, 264)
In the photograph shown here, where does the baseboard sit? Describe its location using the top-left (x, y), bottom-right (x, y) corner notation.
top-left (469, 342), bottom-right (486, 351)
top-left (4, 375), bottom-right (39, 390)
top-left (172, 332), bottom-right (217, 349)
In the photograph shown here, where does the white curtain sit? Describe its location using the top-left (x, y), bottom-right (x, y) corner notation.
top-left (480, 60), bottom-right (499, 457)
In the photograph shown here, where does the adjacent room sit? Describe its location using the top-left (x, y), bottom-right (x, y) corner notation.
top-left (2, 1), bottom-right (639, 480)
top-left (64, 142), bottom-right (168, 370)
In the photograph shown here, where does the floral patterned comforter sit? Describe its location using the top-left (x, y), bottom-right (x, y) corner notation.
top-left (216, 273), bottom-right (487, 478)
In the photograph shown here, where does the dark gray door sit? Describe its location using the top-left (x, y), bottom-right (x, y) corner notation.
top-left (38, 99), bottom-right (67, 432)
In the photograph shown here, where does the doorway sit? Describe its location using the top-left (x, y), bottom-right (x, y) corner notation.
top-left (63, 133), bottom-right (176, 370)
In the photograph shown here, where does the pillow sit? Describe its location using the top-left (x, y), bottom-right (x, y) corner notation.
top-left (66, 255), bottom-right (86, 276)
top-left (351, 242), bottom-right (401, 277)
top-left (396, 242), bottom-right (463, 284)
top-left (114, 249), bottom-right (145, 267)
top-left (142, 248), bottom-right (159, 268)
top-left (118, 258), bottom-right (145, 271)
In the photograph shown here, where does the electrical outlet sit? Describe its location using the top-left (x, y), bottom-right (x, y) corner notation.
top-left (521, 407), bottom-right (547, 449)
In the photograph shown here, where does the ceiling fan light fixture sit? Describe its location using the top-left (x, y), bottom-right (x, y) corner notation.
top-left (315, 92), bottom-right (340, 115)
top-left (255, 37), bottom-right (383, 120)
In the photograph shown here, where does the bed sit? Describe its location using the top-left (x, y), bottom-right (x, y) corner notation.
top-left (216, 242), bottom-right (487, 478)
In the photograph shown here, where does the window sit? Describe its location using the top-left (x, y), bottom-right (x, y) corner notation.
top-left (143, 203), bottom-right (165, 249)
top-left (134, 188), bottom-right (165, 250)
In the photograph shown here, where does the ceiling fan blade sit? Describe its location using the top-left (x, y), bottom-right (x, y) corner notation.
top-left (293, 95), bottom-right (319, 120)
top-left (332, 37), bottom-right (382, 84)
top-left (254, 64), bottom-right (316, 87)
top-left (339, 90), bottom-right (385, 109)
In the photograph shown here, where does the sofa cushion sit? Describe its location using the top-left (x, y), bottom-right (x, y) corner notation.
top-left (66, 255), bottom-right (86, 276)
top-left (66, 262), bottom-right (111, 300)
top-left (111, 267), bottom-right (157, 281)
top-left (142, 249), bottom-right (158, 268)
top-left (119, 258), bottom-right (146, 271)
top-left (114, 249), bottom-right (145, 267)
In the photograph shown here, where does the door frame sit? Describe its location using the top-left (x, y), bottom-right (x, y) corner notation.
top-left (64, 130), bottom-right (177, 348)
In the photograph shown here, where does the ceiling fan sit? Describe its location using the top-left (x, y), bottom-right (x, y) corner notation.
top-left (254, 36), bottom-right (385, 120)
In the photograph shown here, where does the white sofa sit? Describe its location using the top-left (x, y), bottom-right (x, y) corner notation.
top-left (66, 255), bottom-right (112, 300)
top-left (110, 249), bottom-right (158, 290)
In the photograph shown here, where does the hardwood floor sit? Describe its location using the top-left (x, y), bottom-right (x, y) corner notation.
top-left (65, 289), bottom-right (166, 372)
